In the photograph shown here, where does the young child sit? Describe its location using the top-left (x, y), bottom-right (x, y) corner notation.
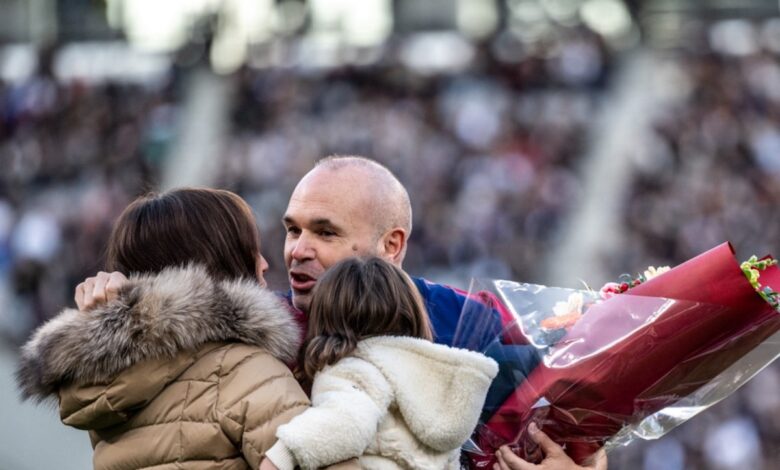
top-left (262, 257), bottom-right (498, 470)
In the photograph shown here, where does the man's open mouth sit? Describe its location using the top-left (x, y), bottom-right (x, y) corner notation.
top-left (290, 272), bottom-right (317, 292)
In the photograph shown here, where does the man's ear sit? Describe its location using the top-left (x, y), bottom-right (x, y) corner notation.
top-left (379, 228), bottom-right (407, 266)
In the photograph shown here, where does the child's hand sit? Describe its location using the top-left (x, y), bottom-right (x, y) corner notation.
top-left (259, 458), bottom-right (279, 470)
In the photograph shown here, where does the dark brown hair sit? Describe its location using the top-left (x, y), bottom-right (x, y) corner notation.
top-left (106, 188), bottom-right (261, 281)
top-left (301, 257), bottom-right (433, 381)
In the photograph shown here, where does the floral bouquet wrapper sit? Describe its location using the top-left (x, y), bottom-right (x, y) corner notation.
top-left (454, 242), bottom-right (780, 467)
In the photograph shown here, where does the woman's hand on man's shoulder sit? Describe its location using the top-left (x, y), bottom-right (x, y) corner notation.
top-left (75, 271), bottom-right (128, 311)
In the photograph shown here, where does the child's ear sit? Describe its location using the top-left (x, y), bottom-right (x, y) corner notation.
top-left (378, 228), bottom-right (407, 266)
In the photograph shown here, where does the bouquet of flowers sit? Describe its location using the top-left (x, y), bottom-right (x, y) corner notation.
top-left (454, 242), bottom-right (780, 467)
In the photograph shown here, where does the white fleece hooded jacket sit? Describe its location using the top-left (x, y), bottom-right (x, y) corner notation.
top-left (265, 336), bottom-right (498, 470)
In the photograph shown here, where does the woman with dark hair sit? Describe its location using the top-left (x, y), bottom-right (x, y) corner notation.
top-left (16, 188), bottom-right (310, 470)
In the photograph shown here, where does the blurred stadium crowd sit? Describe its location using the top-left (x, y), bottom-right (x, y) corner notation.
top-left (0, 26), bottom-right (612, 330)
top-left (1, 8), bottom-right (779, 470)
top-left (617, 32), bottom-right (780, 276)
top-left (0, 63), bottom-right (176, 336)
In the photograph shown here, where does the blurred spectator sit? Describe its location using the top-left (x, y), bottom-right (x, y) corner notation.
top-left (703, 417), bottom-right (763, 469)
top-left (642, 438), bottom-right (686, 470)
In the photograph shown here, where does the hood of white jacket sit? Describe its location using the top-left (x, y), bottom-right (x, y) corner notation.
top-left (354, 336), bottom-right (498, 452)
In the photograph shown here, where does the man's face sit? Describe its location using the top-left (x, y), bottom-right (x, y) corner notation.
top-left (283, 169), bottom-right (382, 312)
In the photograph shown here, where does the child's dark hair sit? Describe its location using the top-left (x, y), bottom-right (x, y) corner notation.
top-left (301, 257), bottom-right (433, 381)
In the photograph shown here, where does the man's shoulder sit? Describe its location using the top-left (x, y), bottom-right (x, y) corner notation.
top-left (411, 277), bottom-right (470, 323)
top-left (411, 277), bottom-right (472, 309)
top-left (412, 277), bottom-right (511, 328)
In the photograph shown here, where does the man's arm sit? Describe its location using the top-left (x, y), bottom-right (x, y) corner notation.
top-left (412, 277), bottom-right (507, 349)
top-left (417, 279), bottom-right (606, 470)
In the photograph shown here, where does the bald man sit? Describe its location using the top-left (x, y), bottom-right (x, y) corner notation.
top-left (282, 156), bottom-right (411, 313)
top-left (281, 156), bottom-right (496, 346)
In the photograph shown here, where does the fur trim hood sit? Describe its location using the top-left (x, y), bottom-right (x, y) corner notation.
top-left (16, 264), bottom-right (300, 401)
top-left (355, 336), bottom-right (498, 452)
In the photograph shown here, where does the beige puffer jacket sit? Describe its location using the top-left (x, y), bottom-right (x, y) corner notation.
top-left (16, 265), bottom-right (310, 470)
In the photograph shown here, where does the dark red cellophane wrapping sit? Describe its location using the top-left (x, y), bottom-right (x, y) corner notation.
top-left (470, 242), bottom-right (780, 467)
